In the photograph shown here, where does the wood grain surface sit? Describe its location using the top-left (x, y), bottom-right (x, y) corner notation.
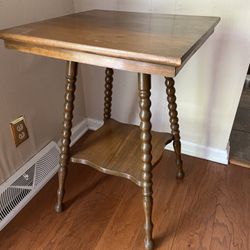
top-left (0, 10), bottom-right (220, 76)
top-left (1, 132), bottom-right (249, 250)
top-left (71, 119), bottom-right (173, 187)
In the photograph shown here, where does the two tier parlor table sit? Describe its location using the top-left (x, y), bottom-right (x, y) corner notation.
top-left (0, 10), bottom-right (220, 250)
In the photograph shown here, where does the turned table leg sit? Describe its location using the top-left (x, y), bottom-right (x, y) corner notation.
top-left (139, 73), bottom-right (154, 250)
top-left (165, 77), bottom-right (184, 179)
top-left (55, 61), bottom-right (78, 213)
top-left (103, 68), bottom-right (114, 120)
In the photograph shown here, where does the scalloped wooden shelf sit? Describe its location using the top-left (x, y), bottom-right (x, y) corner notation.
top-left (70, 119), bottom-right (173, 186)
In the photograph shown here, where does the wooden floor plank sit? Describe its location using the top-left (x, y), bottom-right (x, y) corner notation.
top-left (94, 182), bottom-right (143, 250)
top-left (209, 164), bottom-right (250, 250)
top-left (166, 160), bottom-right (219, 250)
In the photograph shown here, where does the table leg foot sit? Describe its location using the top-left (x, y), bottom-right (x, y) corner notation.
top-left (174, 141), bottom-right (185, 179)
top-left (145, 239), bottom-right (154, 250)
top-left (143, 194), bottom-right (154, 250)
top-left (176, 167), bottom-right (185, 179)
top-left (55, 203), bottom-right (63, 213)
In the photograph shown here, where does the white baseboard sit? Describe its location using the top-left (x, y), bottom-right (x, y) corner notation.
top-left (165, 141), bottom-right (229, 165)
top-left (70, 119), bottom-right (89, 146)
top-left (87, 118), bottom-right (104, 131)
top-left (82, 118), bottom-right (229, 165)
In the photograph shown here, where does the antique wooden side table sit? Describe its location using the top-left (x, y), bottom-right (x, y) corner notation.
top-left (0, 10), bottom-right (220, 250)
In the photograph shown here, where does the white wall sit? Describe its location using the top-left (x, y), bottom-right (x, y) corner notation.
top-left (73, 0), bottom-right (250, 162)
top-left (0, 0), bottom-right (86, 184)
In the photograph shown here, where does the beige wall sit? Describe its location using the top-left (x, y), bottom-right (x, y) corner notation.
top-left (73, 1), bottom-right (250, 158)
top-left (1, 1), bottom-right (249, 184)
top-left (0, 0), bottom-right (86, 184)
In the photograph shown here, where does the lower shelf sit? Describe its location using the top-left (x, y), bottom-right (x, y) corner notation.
top-left (70, 119), bottom-right (173, 186)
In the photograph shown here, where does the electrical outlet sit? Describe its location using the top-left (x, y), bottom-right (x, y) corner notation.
top-left (10, 116), bottom-right (29, 147)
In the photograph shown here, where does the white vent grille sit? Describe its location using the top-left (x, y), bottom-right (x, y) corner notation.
top-left (0, 142), bottom-right (60, 231)
top-left (0, 188), bottom-right (31, 221)
top-left (35, 147), bottom-right (59, 186)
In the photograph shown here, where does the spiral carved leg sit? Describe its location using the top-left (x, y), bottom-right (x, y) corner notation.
top-left (55, 61), bottom-right (78, 213)
top-left (104, 68), bottom-right (114, 120)
top-left (165, 77), bottom-right (184, 179)
top-left (139, 73), bottom-right (154, 250)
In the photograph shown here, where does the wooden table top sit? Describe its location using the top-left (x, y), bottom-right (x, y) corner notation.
top-left (0, 10), bottom-right (220, 76)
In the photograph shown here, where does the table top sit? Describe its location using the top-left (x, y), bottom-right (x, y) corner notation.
top-left (0, 10), bottom-right (220, 76)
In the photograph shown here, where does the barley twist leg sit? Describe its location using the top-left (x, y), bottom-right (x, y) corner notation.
top-left (165, 77), bottom-right (184, 179)
top-left (139, 73), bottom-right (154, 250)
top-left (55, 61), bottom-right (78, 213)
top-left (104, 68), bottom-right (114, 120)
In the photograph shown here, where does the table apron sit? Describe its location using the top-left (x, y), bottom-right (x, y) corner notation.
top-left (5, 40), bottom-right (176, 77)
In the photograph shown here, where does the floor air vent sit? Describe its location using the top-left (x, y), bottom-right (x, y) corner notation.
top-left (0, 142), bottom-right (60, 231)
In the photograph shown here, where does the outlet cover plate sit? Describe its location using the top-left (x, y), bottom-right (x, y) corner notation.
top-left (10, 116), bottom-right (29, 147)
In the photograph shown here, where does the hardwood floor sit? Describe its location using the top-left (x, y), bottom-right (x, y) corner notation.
top-left (1, 135), bottom-right (250, 250)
